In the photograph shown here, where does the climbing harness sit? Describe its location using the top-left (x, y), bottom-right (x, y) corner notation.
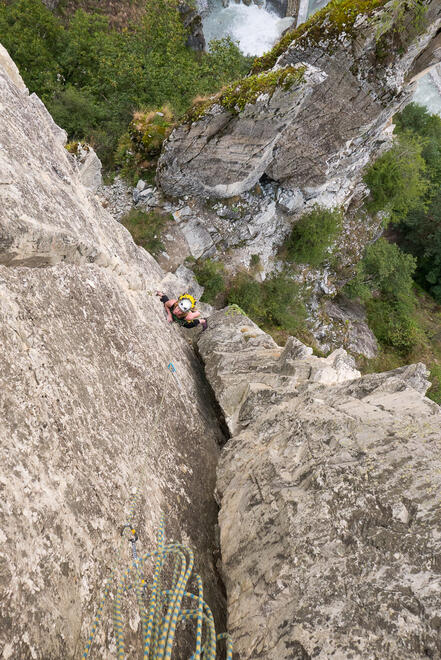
top-left (81, 362), bottom-right (232, 659)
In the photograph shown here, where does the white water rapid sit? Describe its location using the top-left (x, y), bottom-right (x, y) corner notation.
top-left (413, 66), bottom-right (441, 117)
top-left (202, 0), bottom-right (294, 56)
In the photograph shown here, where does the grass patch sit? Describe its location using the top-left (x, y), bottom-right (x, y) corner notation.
top-left (192, 259), bottom-right (227, 304)
top-left (121, 208), bottom-right (170, 256)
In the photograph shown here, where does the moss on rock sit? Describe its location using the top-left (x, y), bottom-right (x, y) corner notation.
top-left (185, 65), bottom-right (306, 123)
top-left (252, 0), bottom-right (389, 73)
top-left (115, 106), bottom-right (175, 182)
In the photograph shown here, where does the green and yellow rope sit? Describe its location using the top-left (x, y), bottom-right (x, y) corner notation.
top-left (81, 361), bottom-right (234, 659)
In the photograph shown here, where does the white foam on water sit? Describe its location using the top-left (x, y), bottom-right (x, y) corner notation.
top-left (413, 75), bottom-right (441, 117)
top-left (202, 1), bottom-right (293, 56)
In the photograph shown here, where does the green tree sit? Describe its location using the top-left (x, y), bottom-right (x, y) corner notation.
top-left (364, 132), bottom-right (428, 222)
top-left (389, 104), bottom-right (441, 302)
top-left (0, 0), bottom-right (65, 101)
top-left (395, 103), bottom-right (441, 186)
top-left (283, 206), bottom-right (342, 267)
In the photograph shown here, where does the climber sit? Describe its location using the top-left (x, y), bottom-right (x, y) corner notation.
top-left (156, 291), bottom-right (208, 330)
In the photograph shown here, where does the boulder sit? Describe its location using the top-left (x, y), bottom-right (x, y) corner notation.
top-left (276, 186), bottom-right (304, 214)
top-left (314, 296), bottom-right (379, 359)
top-left (71, 143), bottom-right (102, 193)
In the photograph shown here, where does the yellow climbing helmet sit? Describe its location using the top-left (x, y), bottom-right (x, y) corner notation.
top-left (177, 293), bottom-right (196, 313)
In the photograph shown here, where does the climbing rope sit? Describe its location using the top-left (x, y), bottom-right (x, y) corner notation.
top-left (81, 362), bottom-right (233, 659)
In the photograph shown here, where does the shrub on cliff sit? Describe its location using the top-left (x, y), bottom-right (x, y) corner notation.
top-left (192, 259), bottom-right (226, 304)
top-left (345, 237), bottom-right (416, 303)
top-left (283, 206), bottom-right (342, 267)
top-left (366, 298), bottom-right (421, 354)
top-left (346, 238), bottom-right (419, 353)
top-left (364, 132), bottom-right (428, 222)
top-left (227, 272), bottom-right (306, 334)
top-left (116, 107), bottom-right (175, 184)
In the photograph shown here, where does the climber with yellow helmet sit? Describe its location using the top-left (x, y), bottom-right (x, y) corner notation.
top-left (156, 291), bottom-right (208, 330)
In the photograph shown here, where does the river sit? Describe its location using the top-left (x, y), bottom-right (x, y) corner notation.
top-left (201, 0), bottom-right (294, 56)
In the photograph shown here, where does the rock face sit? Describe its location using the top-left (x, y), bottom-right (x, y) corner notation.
top-left (198, 309), bottom-right (441, 659)
top-left (0, 47), bottom-right (225, 657)
top-left (42, 0), bottom-right (60, 8)
top-left (70, 143), bottom-right (103, 193)
top-left (178, 0), bottom-right (206, 51)
top-left (158, 1), bottom-right (441, 202)
top-left (313, 296), bottom-right (379, 358)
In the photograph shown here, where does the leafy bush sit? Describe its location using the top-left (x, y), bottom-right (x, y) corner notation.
top-left (227, 272), bottom-right (264, 320)
top-left (120, 208), bottom-right (169, 256)
top-left (50, 85), bottom-right (107, 138)
top-left (345, 238), bottom-right (416, 302)
top-left (346, 238), bottom-right (419, 353)
top-left (364, 132), bottom-right (428, 222)
top-left (283, 206), bottom-right (342, 267)
top-left (227, 271), bottom-right (306, 334)
top-left (261, 273), bottom-right (306, 333)
top-left (365, 298), bottom-right (421, 354)
top-left (192, 259), bottom-right (226, 304)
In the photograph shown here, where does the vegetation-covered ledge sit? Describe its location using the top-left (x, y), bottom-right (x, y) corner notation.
top-left (252, 0), bottom-right (428, 74)
top-left (185, 64), bottom-right (306, 123)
